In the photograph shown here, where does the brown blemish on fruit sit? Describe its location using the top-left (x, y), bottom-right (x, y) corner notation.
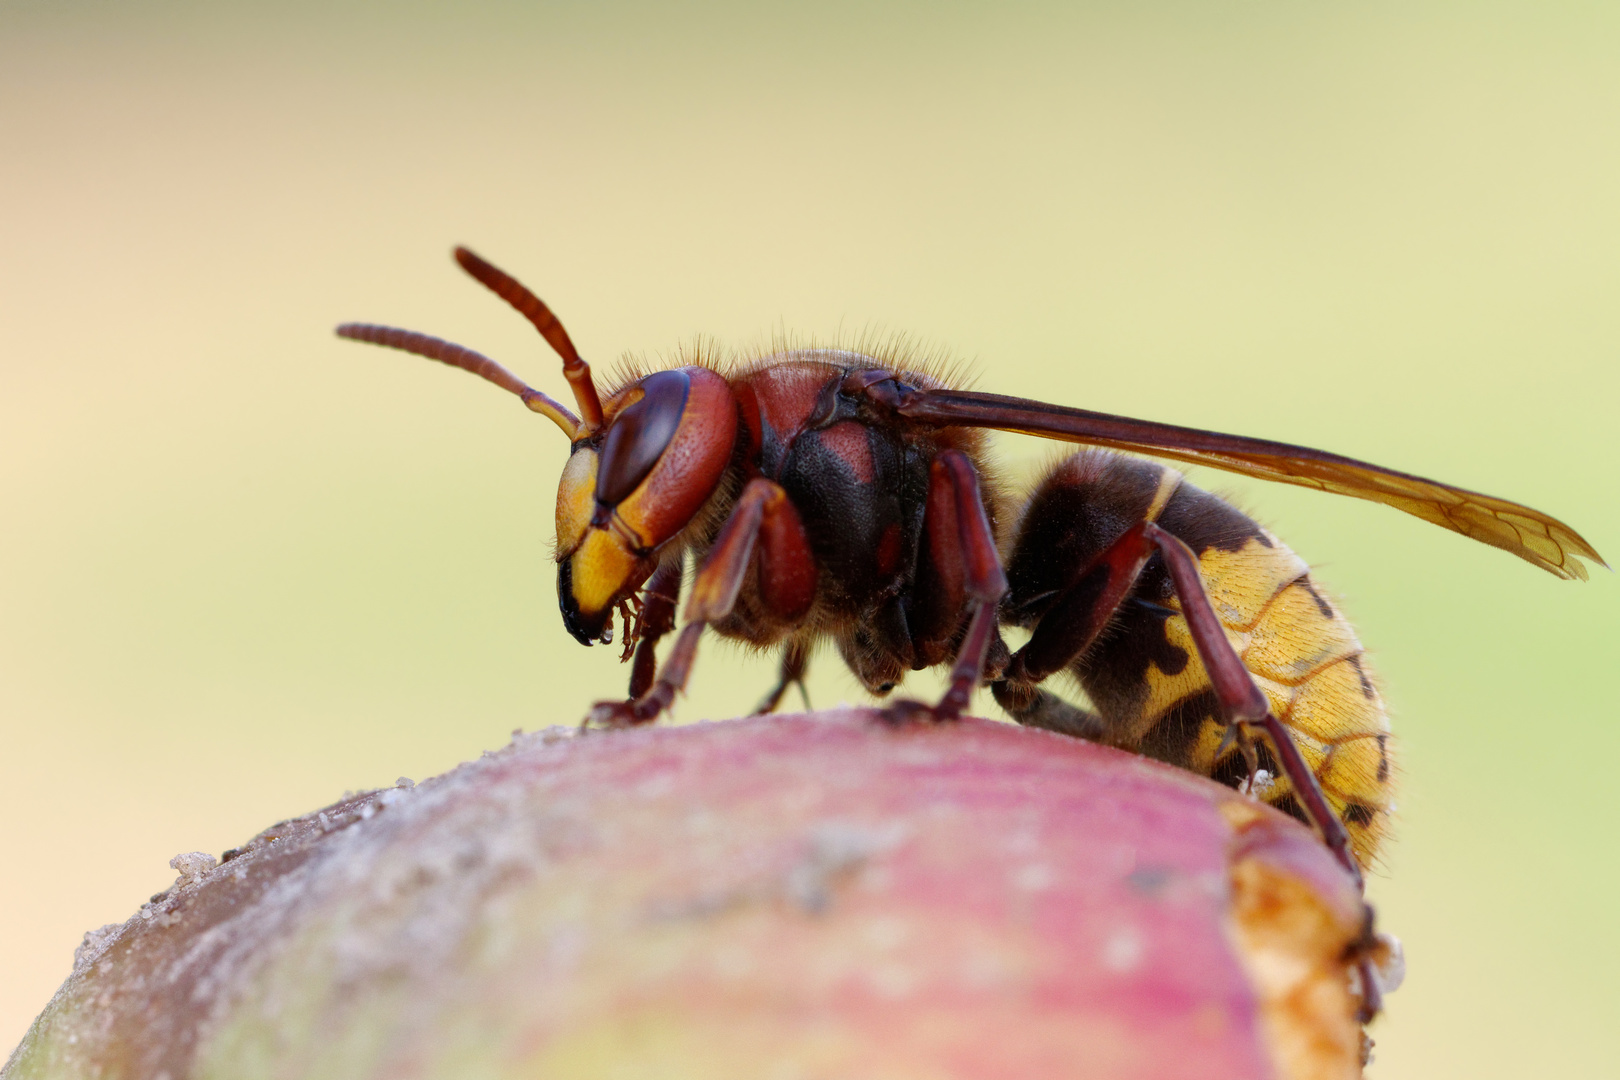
top-left (1223, 800), bottom-right (1366, 1080)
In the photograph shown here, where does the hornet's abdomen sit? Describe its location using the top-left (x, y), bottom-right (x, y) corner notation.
top-left (1004, 451), bottom-right (1394, 867)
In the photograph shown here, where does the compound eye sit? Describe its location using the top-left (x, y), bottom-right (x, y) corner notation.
top-left (594, 370), bottom-right (691, 509)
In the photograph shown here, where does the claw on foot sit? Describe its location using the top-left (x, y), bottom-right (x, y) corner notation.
top-left (583, 699), bottom-right (646, 730)
top-left (874, 699), bottom-right (954, 726)
top-left (751, 677), bottom-right (809, 716)
top-left (1351, 929), bottom-right (1404, 1023)
top-left (1341, 908), bottom-right (1399, 1024)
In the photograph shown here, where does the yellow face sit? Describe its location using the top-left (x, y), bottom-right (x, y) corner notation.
top-left (553, 367), bottom-right (739, 646)
top-left (555, 443), bottom-right (652, 643)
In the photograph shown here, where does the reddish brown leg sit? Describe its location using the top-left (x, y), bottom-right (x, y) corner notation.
top-left (997, 518), bottom-right (1361, 885)
top-left (627, 559), bottom-right (684, 700)
top-left (1000, 520), bottom-right (1159, 687)
top-left (1142, 522), bottom-right (1389, 1022)
top-left (753, 639), bottom-right (811, 715)
top-left (1139, 522), bottom-right (1363, 890)
top-left (887, 450), bottom-right (1008, 723)
top-left (994, 517), bottom-right (1163, 737)
top-left (587, 479), bottom-right (814, 728)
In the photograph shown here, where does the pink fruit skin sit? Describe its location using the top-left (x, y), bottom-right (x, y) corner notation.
top-left (4, 711), bottom-right (1366, 1080)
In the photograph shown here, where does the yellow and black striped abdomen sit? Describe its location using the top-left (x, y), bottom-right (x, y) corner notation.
top-left (1008, 451), bottom-right (1395, 869)
top-left (1154, 532), bottom-right (1394, 869)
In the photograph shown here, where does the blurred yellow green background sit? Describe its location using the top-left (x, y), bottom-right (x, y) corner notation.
top-left (2, 2), bottom-right (1615, 1075)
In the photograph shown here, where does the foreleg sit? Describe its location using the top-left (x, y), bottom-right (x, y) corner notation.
top-left (587, 478), bottom-right (814, 727)
top-left (627, 559), bottom-right (683, 700)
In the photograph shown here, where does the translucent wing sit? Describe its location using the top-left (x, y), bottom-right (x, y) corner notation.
top-left (895, 388), bottom-right (1605, 580)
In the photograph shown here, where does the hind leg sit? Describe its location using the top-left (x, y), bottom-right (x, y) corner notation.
top-left (990, 682), bottom-right (1108, 743)
top-left (996, 518), bottom-right (1362, 887)
top-left (996, 518), bottom-right (1383, 1019)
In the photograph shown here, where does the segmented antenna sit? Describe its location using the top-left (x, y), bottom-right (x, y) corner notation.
top-left (335, 323), bottom-right (582, 439)
top-left (453, 247), bottom-right (605, 434)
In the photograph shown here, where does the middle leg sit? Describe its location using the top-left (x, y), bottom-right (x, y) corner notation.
top-left (887, 449), bottom-right (1008, 722)
top-left (753, 638), bottom-right (812, 715)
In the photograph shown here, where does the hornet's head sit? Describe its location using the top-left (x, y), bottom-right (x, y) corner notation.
top-left (337, 247), bottom-right (736, 648)
top-left (554, 366), bottom-right (736, 644)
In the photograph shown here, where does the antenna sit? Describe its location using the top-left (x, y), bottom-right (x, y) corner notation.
top-left (335, 323), bottom-right (582, 439)
top-left (452, 247), bottom-right (605, 434)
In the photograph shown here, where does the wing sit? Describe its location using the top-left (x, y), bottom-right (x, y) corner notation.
top-left (895, 388), bottom-right (1606, 580)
